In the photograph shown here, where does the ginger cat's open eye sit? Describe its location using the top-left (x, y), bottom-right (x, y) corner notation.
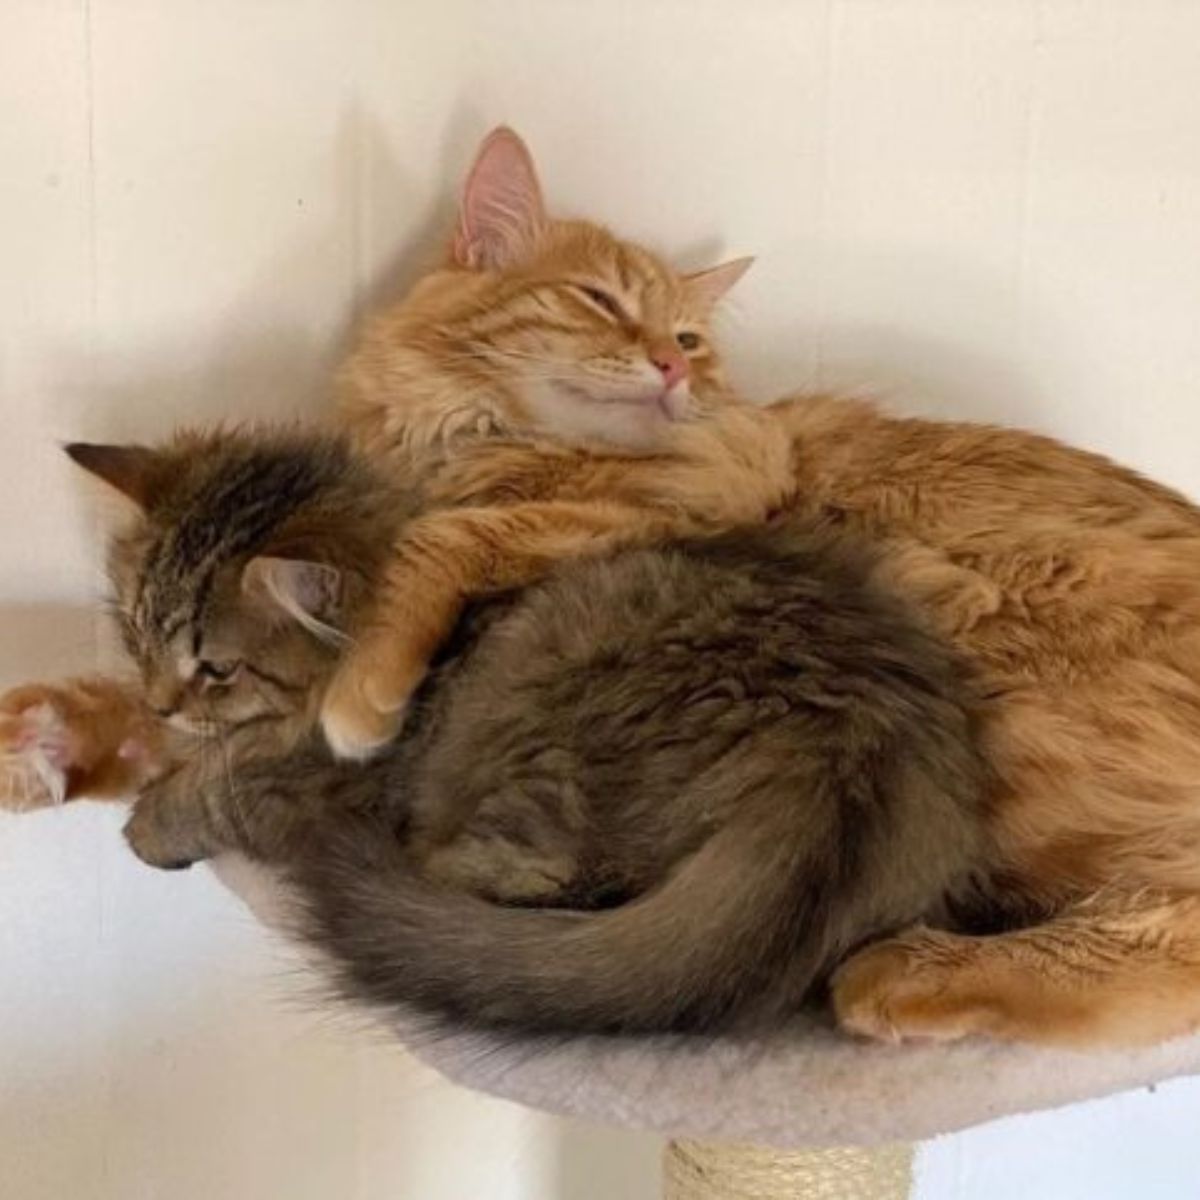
top-left (676, 331), bottom-right (701, 352)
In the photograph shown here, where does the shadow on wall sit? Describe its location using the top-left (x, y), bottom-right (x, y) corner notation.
top-left (43, 108), bottom-right (475, 448)
top-left (0, 794), bottom-right (668, 1200)
top-left (0, 806), bottom-right (422, 1200)
top-left (0, 604), bottom-right (102, 680)
top-left (734, 238), bottom-right (1056, 433)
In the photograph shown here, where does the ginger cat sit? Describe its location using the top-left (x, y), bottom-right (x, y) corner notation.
top-left (8, 127), bottom-right (1200, 1050)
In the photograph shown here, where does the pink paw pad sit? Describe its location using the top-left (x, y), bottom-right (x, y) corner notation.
top-left (20, 703), bottom-right (76, 770)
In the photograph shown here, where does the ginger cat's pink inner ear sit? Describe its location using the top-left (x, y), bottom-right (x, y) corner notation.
top-left (65, 442), bottom-right (163, 510)
top-left (682, 257), bottom-right (755, 313)
top-left (453, 126), bottom-right (547, 271)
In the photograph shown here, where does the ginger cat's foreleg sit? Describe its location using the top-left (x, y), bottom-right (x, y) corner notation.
top-left (832, 892), bottom-right (1200, 1048)
top-left (0, 677), bottom-right (171, 811)
top-left (320, 499), bottom-right (679, 758)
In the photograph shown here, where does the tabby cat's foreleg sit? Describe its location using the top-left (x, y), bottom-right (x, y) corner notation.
top-left (122, 716), bottom-right (315, 870)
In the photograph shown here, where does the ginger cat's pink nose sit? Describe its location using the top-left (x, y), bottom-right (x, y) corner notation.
top-left (650, 348), bottom-right (689, 390)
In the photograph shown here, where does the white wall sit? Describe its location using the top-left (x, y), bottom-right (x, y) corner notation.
top-left (5, 2), bottom-right (1200, 1197)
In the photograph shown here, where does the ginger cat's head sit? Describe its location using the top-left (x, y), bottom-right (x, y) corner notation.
top-left (342, 128), bottom-right (751, 459)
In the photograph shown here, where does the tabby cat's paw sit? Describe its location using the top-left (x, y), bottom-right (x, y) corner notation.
top-left (831, 931), bottom-right (990, 1044)
top-left (319, 659), bottom-right (418, 761)
top-left (122, 801), bottom-right (198, 871)
top-left (0, 688), bottom-right (78, 811)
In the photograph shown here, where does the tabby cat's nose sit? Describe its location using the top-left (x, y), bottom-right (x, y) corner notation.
top-left (145, 680), bottom-right (182, 719)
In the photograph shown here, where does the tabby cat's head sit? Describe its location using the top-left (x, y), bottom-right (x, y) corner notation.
top-left (343, 127), bottom-right (752, 455)
top-left (67, 430), bottom-right (399, 733)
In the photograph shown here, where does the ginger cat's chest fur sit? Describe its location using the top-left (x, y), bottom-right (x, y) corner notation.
top-left (415, 404), bottom-right (794, 523)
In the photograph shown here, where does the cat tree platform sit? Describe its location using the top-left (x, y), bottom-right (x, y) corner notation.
top-left (213, 853), bottom-right (1200, 1199)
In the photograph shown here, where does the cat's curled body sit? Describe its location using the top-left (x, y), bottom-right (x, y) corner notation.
top-left (43, 428), bottom-right (990, 1035)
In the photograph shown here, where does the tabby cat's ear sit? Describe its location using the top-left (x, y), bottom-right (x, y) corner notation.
top-left (64, 443), bottom-right (164, 510)
top-left (682, 257), bottom-right (755, 313)
top-left (453, 126), bottom-right (547, 271)
top-left (242, 556), bottom-right (345, 642)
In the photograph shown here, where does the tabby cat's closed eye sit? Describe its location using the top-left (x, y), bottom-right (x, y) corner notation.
top-left (197, 660), bottom-right (240, 684)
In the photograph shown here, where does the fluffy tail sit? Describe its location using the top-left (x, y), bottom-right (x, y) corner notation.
top-left (290, 784), bottom-right (860, 1035)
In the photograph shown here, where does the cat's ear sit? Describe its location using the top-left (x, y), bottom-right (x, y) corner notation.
top-left (682, 257), bottom-right (755, 313)
top-left (242, 556), bottom-right (345, 643)
top-left (453, 126), bottom-right (547, 271)
top-left (65, 443), bottom-right (164, 510)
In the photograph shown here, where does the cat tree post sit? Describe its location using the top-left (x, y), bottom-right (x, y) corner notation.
top-left (662, 1139), bottom-right (913, 1199)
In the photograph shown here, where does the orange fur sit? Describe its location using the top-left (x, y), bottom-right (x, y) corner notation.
top-left (833, 894), bottom-right (1200, 1048)
top-left (318, 132), bottom-right (1200, 1045)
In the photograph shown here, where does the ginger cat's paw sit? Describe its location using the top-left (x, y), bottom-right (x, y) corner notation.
top-left (831, 930), bottom-right (994, 1044)
top-left (0, 688), bottom-right (79, 810)
top-left (0, 678), bottom-right (161, 811)
top-left (320, 642), bottom-right (424, 761)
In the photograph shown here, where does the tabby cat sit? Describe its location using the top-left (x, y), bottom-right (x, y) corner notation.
top-left (9, 426), bottom-right (989, 1034)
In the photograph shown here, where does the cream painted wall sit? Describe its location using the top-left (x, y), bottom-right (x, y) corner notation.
top-left (5, 2), bottom-right (1200, 1197)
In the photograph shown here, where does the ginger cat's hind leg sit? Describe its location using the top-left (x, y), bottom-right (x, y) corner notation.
top-left (0, 677), bottom-right (168, 811)
top-left (832, 893), bottom-right (1200, 1048)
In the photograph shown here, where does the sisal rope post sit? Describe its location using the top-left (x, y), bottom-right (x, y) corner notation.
top-left (663, 1139), bottom-right (914, 1200)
